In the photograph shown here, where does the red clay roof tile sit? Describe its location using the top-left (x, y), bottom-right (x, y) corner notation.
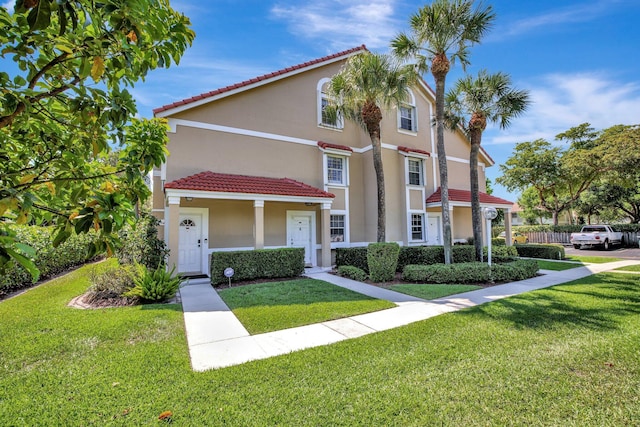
top-left (426, 187), bottom-right (512, 205)
top-left (154, 45), bottom-right (368, 115)
top-left (164, 171), bottom-right (335, 199)
top-left (317, 141), bottom-right (353, 152)
top-left (398, 146), bottom-right (431, 157)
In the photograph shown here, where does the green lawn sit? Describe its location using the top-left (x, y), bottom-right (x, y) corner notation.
top-left (614, 264), bottom-right (640, 272)
top-left (1, 263), bottom-right (639, 425)
top-left (537, 260), bottom-right (585, 271)
top-left (217, 279), bottom-right (395, 334)
top-left (387, 283), bottom-right (481, 299)
top-left (565, 255), bottom-right (623, 263)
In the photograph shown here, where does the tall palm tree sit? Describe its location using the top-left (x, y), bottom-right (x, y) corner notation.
top-left (392, 0), bottom-right (494, 263)
top-left (445, 70), bottom-right (530, 261)
top-left (327, 52), bottom-right (416, 242)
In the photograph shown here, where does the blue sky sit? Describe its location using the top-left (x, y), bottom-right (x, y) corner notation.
top-left (6, 0), bottom-right (640, 202)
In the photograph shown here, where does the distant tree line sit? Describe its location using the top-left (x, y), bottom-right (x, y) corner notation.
top-left (497, 123), bottom-right (640, 225)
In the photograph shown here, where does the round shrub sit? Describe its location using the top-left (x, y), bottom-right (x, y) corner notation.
top-left (337, 265), bottom-right (368, 282)
top-left (367, 243), bottom-right (400, 283)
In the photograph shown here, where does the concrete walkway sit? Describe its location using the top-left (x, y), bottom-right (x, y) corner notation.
top-left (180, 260), bottom-right (640, 371)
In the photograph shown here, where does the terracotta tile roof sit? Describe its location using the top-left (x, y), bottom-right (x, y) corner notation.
top-left (398, 146), bottom-right (431, 157)
top-left (164, 171), bottom-right (335, 199)
top-left (317, 141), bottom-right (353, 152)
top-left (426, 187), bottom-right (512, 205)
top-left (154, 45), bottom-right (368, 115)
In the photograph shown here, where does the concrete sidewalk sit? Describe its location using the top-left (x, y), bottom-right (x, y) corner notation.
top-left (181, 260), bottom-right (640, 371)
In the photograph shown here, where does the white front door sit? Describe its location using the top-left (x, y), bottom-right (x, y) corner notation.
top-left (287, 211), bottom-right (315, 266)
top-left (427, 214), bottom-right (442, 245)
top-left (178, 214), bottom-right (202, 273)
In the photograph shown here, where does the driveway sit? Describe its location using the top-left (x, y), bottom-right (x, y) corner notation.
top-left (564, 245), bottom-right (640, 260)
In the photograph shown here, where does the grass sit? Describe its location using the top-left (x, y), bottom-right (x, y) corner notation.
top-left (614, 264), bottom-right (640, 272)
top-left (217, 278), bottom-right (395, 334)
top-left (387, 284), bottom-right (482, 300)
top-left (565, 255), bottom-right (623, 263)
top-left (1, 262), bottom-right (639, 425)
top-left (537, 260), bottom-right (585, 271)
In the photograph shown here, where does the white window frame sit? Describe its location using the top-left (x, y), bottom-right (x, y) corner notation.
top-left (326, 154), bottom-right (347, 186)
top-left (407, 158), bottom-right (424, 186)
top-left (317, 78), bottom-right (343, 129)
top-left (330, 214), bottom-right (346, 243)
top-left (397, 90), bottom-right (417, 133)
top-left (410, 213), bottom-right (426, 242)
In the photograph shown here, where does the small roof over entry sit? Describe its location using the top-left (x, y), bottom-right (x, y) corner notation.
top-left (164, 171), bottom-right (335, 203)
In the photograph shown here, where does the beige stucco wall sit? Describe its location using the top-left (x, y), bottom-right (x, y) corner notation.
top-left (453, 206), bottom-right (473, 241)
top-left (154, 52), bottom-right (501, 254)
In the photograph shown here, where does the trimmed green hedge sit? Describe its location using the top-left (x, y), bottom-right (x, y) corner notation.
top-left (335, 247), bottom-right (368, 272)
top-left (337, 265), bottom-right (368, 282)
top-left (338, 245), bottom-right (517, 273)
top-left (210, 248), bottom-right (305, 285)
top-left (367, 243), bottom-right (400, 283)
top-left (402, 259), bottom-right (539, 284)
top-left (515, 244), bottom-right (565, 260)
top-left (484, 245), bottom-right (518, 262)
top-left (0, 226), bottom-right (99, 297)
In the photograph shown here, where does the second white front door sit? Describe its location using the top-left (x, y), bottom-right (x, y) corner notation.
top-left (287, 211), bottom-right (315, 266)
top-left (427, 214), bottom-right (442, 245)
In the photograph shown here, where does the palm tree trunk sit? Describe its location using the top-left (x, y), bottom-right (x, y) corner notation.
top-left (469, 139), bottom-right (483, 262)
top-left (363, 100), bottom-right (385, 242)
top-left (435, 74), bottom-right (452, 264)
top-left (371, 134), bottom-right (385, 242)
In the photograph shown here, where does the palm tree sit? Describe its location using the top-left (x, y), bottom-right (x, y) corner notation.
top-left (445, 70), bottom-right (530, 261)
top-left (391, 0), bottom-right (494, 263)
top-left (327, 52), bottom-right (416, 242)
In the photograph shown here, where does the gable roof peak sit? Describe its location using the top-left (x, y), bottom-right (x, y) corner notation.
top-left (154, 45), bottom-right (368, 116)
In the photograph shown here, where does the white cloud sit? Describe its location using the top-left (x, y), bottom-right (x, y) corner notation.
top-left (497, 0), bottom-right (623, 38)
top-left (484, 72), bottom-right (640, 146)
top-left (270, 0), bottom-right (401, 50)
top-left (2, 1), bottom-right (14, 10)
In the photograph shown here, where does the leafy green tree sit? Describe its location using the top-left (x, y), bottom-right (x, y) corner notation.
top-left (391, 0), bottom-right (495, 264)
top-left (445, 70), bottom-right (529, 261)
top-left (497, 123), bottom-right (607, 226)
top-left (517, 187), bottom-right (552, 225)
top-left (327, 52), bottom-right (416, 242)
top-left (0, 1), bottom-right (194, 278)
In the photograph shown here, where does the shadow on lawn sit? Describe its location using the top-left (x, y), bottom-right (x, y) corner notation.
top-left (463, 274), bottom-right (640, 331)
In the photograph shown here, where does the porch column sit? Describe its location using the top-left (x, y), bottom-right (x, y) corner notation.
top-left (504, 208), bottom-right (512, 247)
top-left (254, 200), bottom-right (265, 250)
top-left (320, 202), bottom-right (332, 267)
top-left (167, 196), bottom-right (181, 270)
top-left (449, 206), bottom-right (455, 243)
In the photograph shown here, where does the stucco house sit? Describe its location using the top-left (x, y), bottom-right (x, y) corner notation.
top-left (151, 45), bottom-right (513, 277)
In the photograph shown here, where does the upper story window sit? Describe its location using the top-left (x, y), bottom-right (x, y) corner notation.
top-left (318, 78), bottom-right (343, 129)
top-left (327, 155), bottom-right (345, 185)
top-left (408, 158), bottom-right (423, 186)
top-left (398, 90), bottom-right (417, 132)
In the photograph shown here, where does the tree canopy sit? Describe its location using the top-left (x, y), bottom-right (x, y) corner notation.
top-left (499, 123), bottom-right (640, 225)
top-left (0, 1), bottom-right (195, 278)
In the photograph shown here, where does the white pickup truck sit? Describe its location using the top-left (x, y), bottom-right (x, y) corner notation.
top-left (570, 225), bottom-right (623, 250)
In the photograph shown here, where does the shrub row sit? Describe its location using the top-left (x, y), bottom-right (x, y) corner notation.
top-left (0, 226), bottom-right (99, 297)
top-left (336, 245), bottom-right (518, 273)
top-left (515, 244), bottom-right (565, 260)
top-left (210, 247), bottom-right (305, 285)
top-left (337, 265), bottom-right (368, 282)
top-left (402, 259), bottom-right (539, 284)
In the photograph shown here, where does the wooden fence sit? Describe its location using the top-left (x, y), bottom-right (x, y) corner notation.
top-left (523, 231), bottom-right (640, 247)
